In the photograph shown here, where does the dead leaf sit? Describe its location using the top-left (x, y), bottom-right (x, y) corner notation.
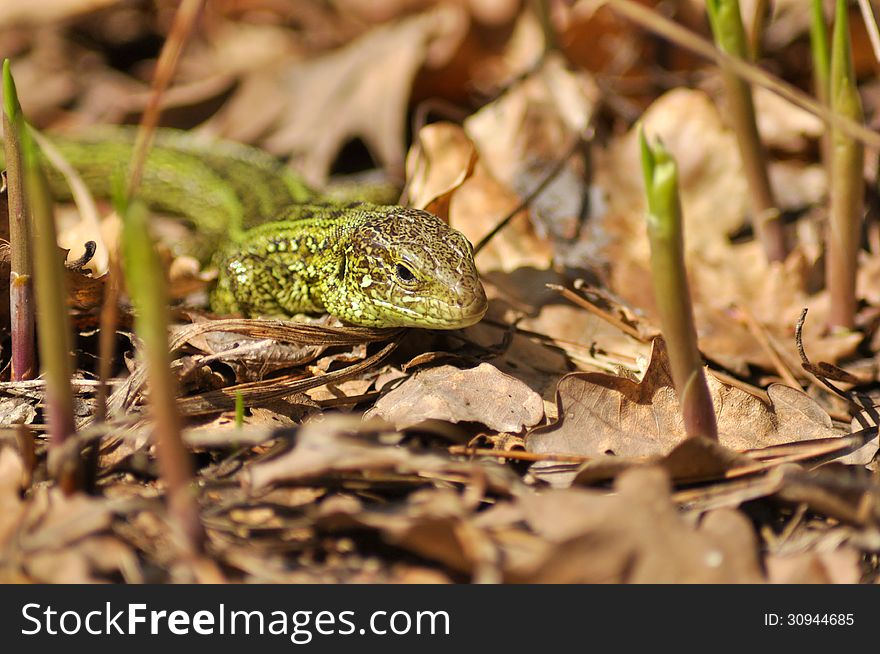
top-left (247, 415), bottom-right (524, 494)
top-left (461, 53), bottom-right (596, 268)
top-left (527, 339), bottom-right (848, 486)
top-left (367, 363), bottom-right (544, 432)
top-left (405, 122), bottom-right (476, 220)
top-left (205, 5), bottom-right (468, 184)
top-left (513, 468), bottom-right (763, 582)
top-left (0, 398), bottom-right (37, 425)
top-left (753, 86), bottom-right (824, 153)
top-left (0, 0), bottom-right (120, 25)
top-left (0, 448), bottom-right (26, 552)
top-left (766, 547), bottom-right (863, 584)
top-left (316, 489), bottom-right (500, 580)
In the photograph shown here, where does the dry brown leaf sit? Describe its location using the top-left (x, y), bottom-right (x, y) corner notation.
top-left (461, 53), bottom-right (596, 268)
top-left (753, 86), bottom-right (824, 152)
top-left (0, 398), bottom-right (37, 425)
top-left (182, 329), bottom-right (326, 382)
top-left (205, 5), bottom-right (467, 184)
top-left (766, 547), bottom-right (863, 584)
top-left (0, 0), bottom-right (120, 25)
top-left (25, 535), bottom-right (139, 583)
top-left (247, 415), bottom-right (523, 493)
top-left (367, 363), bottom-right (544, 432)
top-left (512, 468), bottom-right (763, 582)
top-left (0, 448), bottom-right (26, 552)
top-left (405, 122), bottom-right (476, 220)
top-left (316, 489), bottom-right (500, 579)
top-left (527, 339), bottom-right (850, 486)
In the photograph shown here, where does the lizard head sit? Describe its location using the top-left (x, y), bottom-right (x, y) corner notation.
top-left (322, 207), bottom-right (488, 329)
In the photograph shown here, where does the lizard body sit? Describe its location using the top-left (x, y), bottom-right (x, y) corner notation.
top-left (2, 128), bottom-right (487, 328)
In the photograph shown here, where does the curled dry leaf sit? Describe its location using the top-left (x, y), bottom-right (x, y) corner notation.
top-left (367, 363), bottom-right (544, 432)
top-left (405, 122), bottom-right (476, 220)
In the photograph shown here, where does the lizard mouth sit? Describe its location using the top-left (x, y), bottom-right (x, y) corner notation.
top-left (430, 280), bottom-right (488, 329)
top-left (367, 278), bottom-right (488, 329)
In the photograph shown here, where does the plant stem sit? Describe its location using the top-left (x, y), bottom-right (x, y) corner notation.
top-left (2, 60), bottom-right (35, 381)
top-left (811, 0), bottom-right (831, 105)
top-left (811, 0), bottom-right (832, 168)
top-left (121, 199), bottom-right (204, 551)
top-left (747, 0), bottom-right (771, 60)
top-left (640, 128), bottom-right (718, 441)
top-left (19, 116), bottom-right (78, 491)
top-left (827, 0), bottom-right (865, 330)
top-left (706, 0), bottom-right (787, 262)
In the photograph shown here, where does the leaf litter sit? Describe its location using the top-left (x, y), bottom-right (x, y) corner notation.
top-left (0, 1), bottom-right (879, 584)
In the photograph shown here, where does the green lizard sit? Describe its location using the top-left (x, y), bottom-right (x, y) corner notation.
top-left (2, 127), bottom-right (487, 329)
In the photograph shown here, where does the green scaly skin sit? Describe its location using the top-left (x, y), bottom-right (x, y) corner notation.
top-left (2, 127), bottom-right (488, 329)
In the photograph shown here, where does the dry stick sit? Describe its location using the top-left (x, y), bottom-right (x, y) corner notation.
top-left (602, 0), bottom-right (880, 152)
top-left (794, 308), bottom-right (876, 428)
top-left (473, 135), bottom-right (584, 255)
top-left (531, 0), bottom-right (560, 53)
top-left (94, 260), bottom-right (120, 423)
top-left (448, 445), bottom-right (591, 464)
top-left (735, 305), bottom-right (802, 389)
top-left (3, 60), bottom-right (35, 381)
top-left (856, 0), bottom-right (880, 65)
top-left (546, 283), bottom-right (646, 341)
top-left (127, 0), bottom-right (203, 197)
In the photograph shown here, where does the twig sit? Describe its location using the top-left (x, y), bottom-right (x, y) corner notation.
top-left (126, 0), bottom-right (204, 199)
top-left (735, 305), bottom-right (802, 389)
top-left (449, 445), bottom-right (592, 463)
top-left (856, 0), bottom-right (880, 66)
top-left (473, 135), bottom-right (585, 255)
top-left (546, 283), bottom-right (647, 341)
top-left (794, 308), bottom-right (876, 431)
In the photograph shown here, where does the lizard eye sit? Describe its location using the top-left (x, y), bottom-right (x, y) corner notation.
top-left (395, 263), bottom-right (416, 283)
